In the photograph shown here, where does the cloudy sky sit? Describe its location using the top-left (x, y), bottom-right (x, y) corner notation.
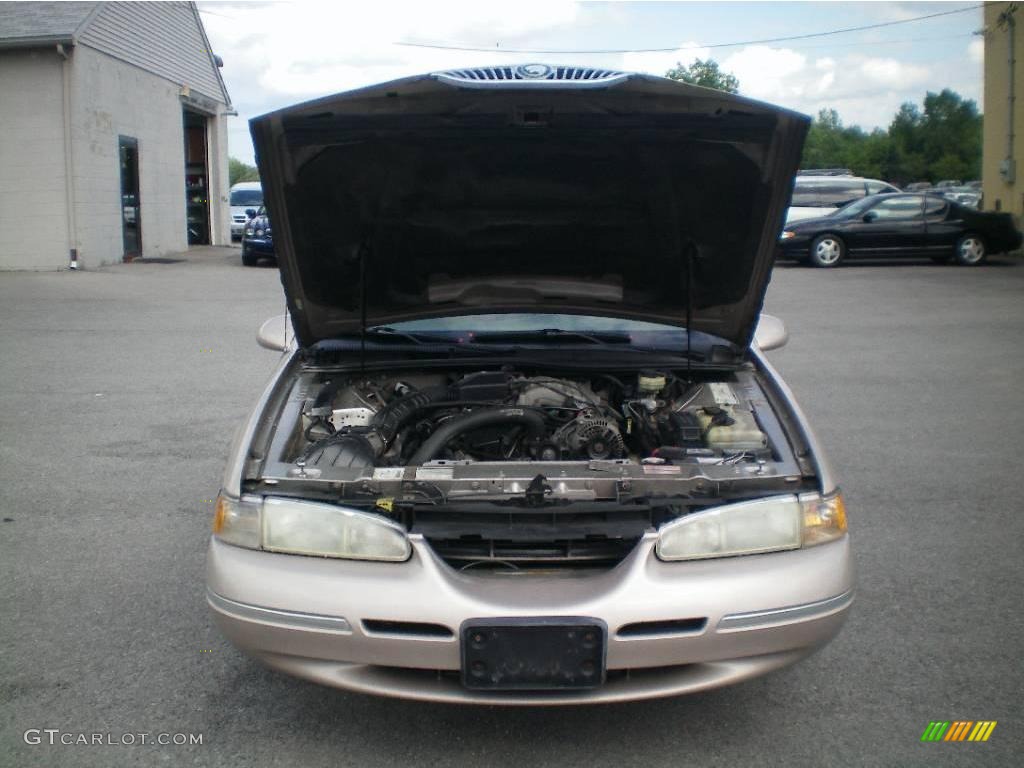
top-left (198, 0), bottom-right (985, 165)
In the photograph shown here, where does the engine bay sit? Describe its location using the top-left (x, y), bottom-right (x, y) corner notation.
top-left (290, 368), bottom-right (776, 471)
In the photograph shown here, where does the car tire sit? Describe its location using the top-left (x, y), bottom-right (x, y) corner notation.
top-left (954, 233), bottom-right (986, 265)
top-left (809, 234), bottom-right (845, 268)
top-left (242, 250), bottom-right (258, 267)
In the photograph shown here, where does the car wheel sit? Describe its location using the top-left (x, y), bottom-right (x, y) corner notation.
top-left (955, 233), bottom-right (986, 265)
top-left (242, 250), bottom-right (258, 267)
top-left (809, 234), bottom-right (845, 268)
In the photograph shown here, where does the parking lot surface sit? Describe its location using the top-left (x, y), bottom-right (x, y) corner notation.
top-left (2, 248), bottom-right (1022, 766)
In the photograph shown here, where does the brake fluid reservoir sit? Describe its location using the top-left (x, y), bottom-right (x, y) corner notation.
top-left (695, 383), bottom-right (768, 450)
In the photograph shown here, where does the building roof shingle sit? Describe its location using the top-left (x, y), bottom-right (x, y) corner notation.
top-left (0, 2), bottom-right (230, 106)
top-left (0, 2), bottom-right (98, 46)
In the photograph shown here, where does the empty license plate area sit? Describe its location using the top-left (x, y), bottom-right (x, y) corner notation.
top-left (461, 618), bottom-right (607, 691)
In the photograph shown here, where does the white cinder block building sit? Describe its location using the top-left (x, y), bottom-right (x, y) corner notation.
top-left (0, 1), bottom-right (233, 270)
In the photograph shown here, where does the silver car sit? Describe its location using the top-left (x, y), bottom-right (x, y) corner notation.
top-left (230, 181), bottom-right (263, 239)
top-left (207, 65), bottom-right (852, 704)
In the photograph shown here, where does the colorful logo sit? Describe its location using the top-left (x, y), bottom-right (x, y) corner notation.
top-left (921, 721), bottom-right (997, 742)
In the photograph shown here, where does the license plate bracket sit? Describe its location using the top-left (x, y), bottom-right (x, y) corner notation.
top-left (460, 617), bottom-right (607, 691)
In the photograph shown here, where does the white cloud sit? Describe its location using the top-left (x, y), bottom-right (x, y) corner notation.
top-left (858, 57), bottom-right (929, 89)
top-left (203, 0), bottom-right (582, 98)
top-left (874, 2), bottom-right (937, 23)
top-left (200, 1), bottom-right (984, 164)
top-left (814, 69), bottom-right (835, 95)
top-left (621, 41), bottom-right (710, 77)
top-left (201, 0), bottom-right (584, 162)
top-left (721, 46), bottom-right (807, 100)
top-left (968, 38), bottom-right (984, 64)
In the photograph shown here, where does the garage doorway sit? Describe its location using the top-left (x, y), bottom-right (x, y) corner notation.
top-left (119, 135), bottom-right (141, 261)
top-left (183, 110), bottom-right (210, 245)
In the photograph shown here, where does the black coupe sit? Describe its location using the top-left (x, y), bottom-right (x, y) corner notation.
top-left (779, 193), bottom-right (1021, 267)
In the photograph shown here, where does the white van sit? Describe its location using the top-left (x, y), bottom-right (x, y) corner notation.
top-left (229, 181), bottom-right (263, 240)
top-left (786, 176), bottom-right (899, 224)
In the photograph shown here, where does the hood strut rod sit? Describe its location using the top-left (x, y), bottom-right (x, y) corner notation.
top-left (358, 240), bottom-right (369, 374)
top-left (685, 243), bottom-right (695, 383)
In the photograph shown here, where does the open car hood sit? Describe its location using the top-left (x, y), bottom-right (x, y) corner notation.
top-left (251, 66), bottom-right (809, 350)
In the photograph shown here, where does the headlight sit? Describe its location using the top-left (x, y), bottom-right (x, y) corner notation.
top-left (779, 230), bottom-right (796, 240)
top-left (254, 228), bottom-right (265, 238)
top-left (656, 491), bottom-right (847, 561)
top-left (212, 494), bottom-right (411, 562)
top-left (262, 498), bottom-right (410, 561)
top-left (244, 226), bottom-right (254, 237)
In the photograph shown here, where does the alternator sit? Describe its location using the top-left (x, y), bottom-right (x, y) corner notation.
top-left (553, 411), bottom-right (626, 460)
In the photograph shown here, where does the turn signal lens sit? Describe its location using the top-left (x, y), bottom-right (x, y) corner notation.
top-left (212, 493), bottom-right (261, 549)
top-left (800, 491), bottom-right (848, 546)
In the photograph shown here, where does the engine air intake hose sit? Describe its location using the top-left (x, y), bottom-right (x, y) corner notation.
top-left (409, 408), bottom-right (546, 465)
top-left (370, 386), bottom-right (457, 450)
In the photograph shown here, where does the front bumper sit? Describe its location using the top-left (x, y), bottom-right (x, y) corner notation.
top-left (207, 533), bottom-right (852, 704)
top-left (778, 237), bottom-right (812, 258)
top-left (241, 238), bottom-right (275, 258)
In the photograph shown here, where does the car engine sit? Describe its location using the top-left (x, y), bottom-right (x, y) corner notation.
top-left (293, 369), bottom-right (771, 470)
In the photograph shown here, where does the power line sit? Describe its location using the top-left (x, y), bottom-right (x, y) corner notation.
top-left (740, 31), bottom-right (975, 53)
top-left (395, 3), bottom-right (984, 54)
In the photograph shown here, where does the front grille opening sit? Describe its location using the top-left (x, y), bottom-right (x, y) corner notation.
top-left (426, 536), bottom-right (641, 571)
top-left (436, 65), bottom-right (625, 82)
top-left (616, 618), bottom-right (708, 638)
top-left (410, 503), bottom-right (665, 572)
top-left (429, 664), bottom-right (698, 687)
top-left (362, 620), bottom-right (454, 639)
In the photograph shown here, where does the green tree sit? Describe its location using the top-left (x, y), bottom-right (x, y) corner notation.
top-left (801, 109), bottom-right (870, 172)
top-left (846, 129), bottom-right (895, 181)
top-left (888, 102), bottom-right (926, 184)
top-left (665, 59), bottom-right (739, 93)
top-left (919, 89), bottom-right (982, 181)
top-left (797, 89), bottom-right (982, 185)
top-left (229, 157), bottom-right (259, 186)
top-left (889, 102), bottom-right (922, 151)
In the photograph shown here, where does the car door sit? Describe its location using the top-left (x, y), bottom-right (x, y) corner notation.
top-left (921, 196), bottom-right (961, 253)
top-left (848, 194), bottom-right (927, 255)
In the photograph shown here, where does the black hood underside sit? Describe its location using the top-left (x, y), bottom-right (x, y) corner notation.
top-left (251, 71), bottom-right (809, 348)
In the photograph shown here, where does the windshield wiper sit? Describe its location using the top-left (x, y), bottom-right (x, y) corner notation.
top-left (471, 328), bottom-right (633, 345)
top-left (364, 327), bottom-right (461, 345)
top-left (470, 328), bottom-right (708, 359)
top-left (318, 328), bottom-right (513, 354)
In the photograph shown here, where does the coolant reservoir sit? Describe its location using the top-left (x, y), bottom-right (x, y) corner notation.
top-left (696, 407), bottom-right (768, 450)
top-left (694, 382), bottom-right (768, 450)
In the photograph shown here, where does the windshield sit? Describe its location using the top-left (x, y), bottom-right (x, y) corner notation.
top-left (231, 189), bottom-right (263, 206)
top-left (834, 196), bottom-right (880, 217)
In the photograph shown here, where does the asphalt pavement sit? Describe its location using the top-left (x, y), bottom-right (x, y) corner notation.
top-left (2, 247), bottom-right (1022, 767)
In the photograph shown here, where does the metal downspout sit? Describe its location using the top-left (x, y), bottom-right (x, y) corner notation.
top-left (57, 43), bottom-right (78, 269)
top-left (1008, 11), bottom-right (1016, 172)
